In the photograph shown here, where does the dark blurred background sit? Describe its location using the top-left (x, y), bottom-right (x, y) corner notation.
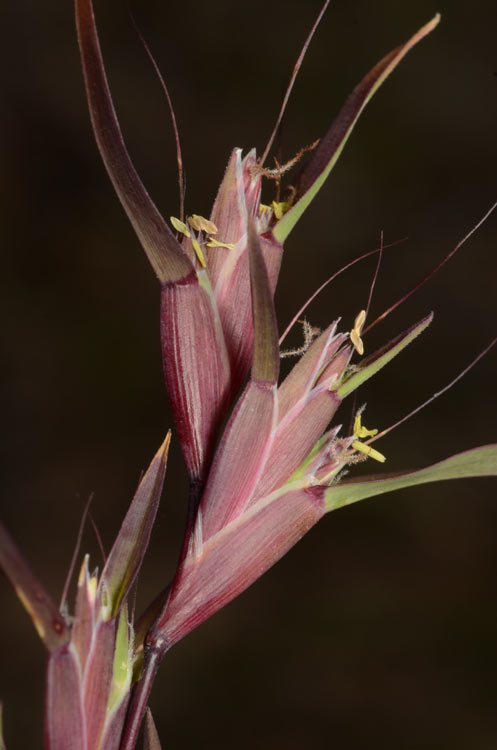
top-left (1, 0), bottom-right (497, 747)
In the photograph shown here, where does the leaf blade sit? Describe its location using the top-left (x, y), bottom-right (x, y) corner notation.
top-left (274, 15), bottom-right (441, 242)
top-left (336, 313), bottom-right (433, 398)
top-left (0, 522), bottom-right (69, 652)
top-left (75, 0), bottom-right (192, 282)
top-left (324, 445), bottom-right (497, 511)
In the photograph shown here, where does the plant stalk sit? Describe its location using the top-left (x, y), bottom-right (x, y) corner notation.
top-left (120, 647), bottom-right (162, 750)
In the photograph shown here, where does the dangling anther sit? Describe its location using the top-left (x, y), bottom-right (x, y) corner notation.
top-left (350, 310), bottom-right (366, 356)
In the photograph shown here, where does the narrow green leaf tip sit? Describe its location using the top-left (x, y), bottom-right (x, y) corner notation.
top-left (336, 313), bottom-right (433, 398)
top-left (274, 14), bottom-right (441, 243)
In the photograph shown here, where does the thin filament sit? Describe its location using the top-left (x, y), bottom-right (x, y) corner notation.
top-left (259, 0), bottom-right (331, 167)
top-left (364, 202), bottom-right (497, 335)
top-left (88, 508), bottom-right (107, 565)
top-left (59, 493), bottom-right (94, 611)
top-left (279, 237), bottom-right (406, 345)
top-left (368, 337), bottom-right (497, 444)
top-left (365, 230), bottom-right (383, 318)
top-left (128, 3), bottom-right (186, 221)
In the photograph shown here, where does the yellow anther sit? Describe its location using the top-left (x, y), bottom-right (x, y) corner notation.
top-left (352, 412), bottom-right (384, 461)
top-left (259, 203), bottom-right (272, 214)
top-left (351, 440), bottom-right (386, 463)
top-left (192, 238), bottom-right (207, 268)
top-left (188, 214), bottom-right (218, 234)
top-left (206, 238), bottom-right (235, 249)
top-left (353, 413), bottom-right (378, 439)
top-left (271, 200), bottom-right (291, 220)
top-left (350, 309), bottom-right (366, 355)
top-left (88, 576), bottom-right (98, 603)
top-left (170, 216), bottom-right (191, 237)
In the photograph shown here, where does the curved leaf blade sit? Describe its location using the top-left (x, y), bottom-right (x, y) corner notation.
top-left (336, 313), bottom-right (433, 398)
top-left (0, 522), bottom-right (69, 652)
top-left (75, 0), bottom-right (192, 283)
top-left (324, 445), bottom-right (497, 511)
top-left (274, 15), bottom-right (440, 242)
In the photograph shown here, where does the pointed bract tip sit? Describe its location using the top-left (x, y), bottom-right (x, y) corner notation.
top-left (428, 13), bottom-right (441, 29)
top-left (100, 433), bottom-right (171, 619)
top-left (337, 312), bottom-right (433, 398)
top-left (273, 14), bottom-right (442, 243)
top-left (144, 708), bottom-right (163, 750)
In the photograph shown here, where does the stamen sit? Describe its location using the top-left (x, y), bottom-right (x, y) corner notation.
top-left (351, 440), bottom-right (386, 463)
top-left (350, 411), bottom-right (385, 462)
top-left (271, 200), bottom-right (292, 220)
top-left (279, 237), bottom-right (407, 345)
top-left (350, 310), bottom-right (366, 355)
top-left (170, 216), bottom-right (190, 237)
top-left (353, 413), bottom-right (378, 439)
top-left (188, 214), bottom-right (218, 234)
top-left (206, 239), bottom-right (235, 250)
top-left (191, 238), bottom-right (207, 268)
